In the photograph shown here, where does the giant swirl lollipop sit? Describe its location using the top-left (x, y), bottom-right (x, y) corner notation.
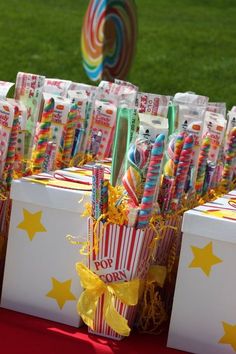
top-left (81, 0), bottom-right (137, 81)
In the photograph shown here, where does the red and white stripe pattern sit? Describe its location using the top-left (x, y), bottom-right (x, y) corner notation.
top-left (87, 218), bottom-right (155, 339)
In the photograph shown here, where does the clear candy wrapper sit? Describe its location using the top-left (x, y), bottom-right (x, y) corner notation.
top-left (68, 82), bottom-right (97, 97)
top-left (98, 80), bottom-right (138, 108)
top-left (111, 108), bottom-right (139, 186)
top-left (0, 81), bottom-right (14, 98)
top-left (225, 109), bottom-right (236, 150)
top-left (14, 72), bottom-right (45, 161)
top-left (226, 109), bottom-right (236, 178)
top-left (43, 93), bottom-right (71, 169)
top-left (173, 92), bottom-right (209, 190)
top-left (136, 92), bottom-right (171, 117)
top-left (138, 112), bottom-right (169, 144)
top-left (198, 111), bottom-right (226, 192)
top-left (43, 78), bottom-right (71, 97)
top-left (67, 89), bottom-right (94, 156)
top-left (207, 101), bottom-right (226, 117)
top-left (7, 99), bottom-right (27, 131)
top-left (0, 100), bottom-right (16, 178)
top-left (86, 99), bottom-right (117, 159)
top-left (202, 111), bottom-right (226, 164)
top-left (7, 99), bottom-right (27, 175)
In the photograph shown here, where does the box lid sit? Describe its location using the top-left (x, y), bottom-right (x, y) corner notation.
top-left (10, 179), bottom-right (91, 213)
top-left (182, 190), bottom-right (236, 243)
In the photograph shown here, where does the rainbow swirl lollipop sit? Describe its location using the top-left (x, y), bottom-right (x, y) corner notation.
top-left (81, 0), bottom-right (137, 81)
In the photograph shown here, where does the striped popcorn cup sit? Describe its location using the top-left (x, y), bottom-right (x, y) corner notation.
top-left (154, 214), bottom-right (183, 267)
top-left (86, 217), bottom-right (155, 340)
top-left (136, 214), bottom-right (183, 335)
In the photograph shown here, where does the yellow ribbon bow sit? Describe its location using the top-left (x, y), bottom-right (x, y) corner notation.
top-left (76, 262), bottom-right (140, 336)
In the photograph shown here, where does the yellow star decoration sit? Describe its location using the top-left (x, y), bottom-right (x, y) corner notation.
top-left (17, 209), bottom-right (47, 241)
top-left (219, 321), bottom-right (236, 352)
top-left (188, 241), bottom-right (222, 276)
top-left (46, 278), bottom-right (76, 309)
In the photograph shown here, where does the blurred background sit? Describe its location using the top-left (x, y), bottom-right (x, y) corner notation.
top-left (1, 0), bottom-right (236, 107)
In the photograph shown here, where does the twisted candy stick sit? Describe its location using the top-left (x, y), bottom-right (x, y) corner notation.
top-left (92, 164), bottom-right (104, 219)
top-left (61, 103), bottom-right (78, 168)
top-left (122, 165), bottom-right (141, 206)
top-left (137, 134), bottom-right (165, 229)
top-left (171, 134), bottom-right (194, 210)
top-left (164, 132), bottom-right (185, 177)
top-left (32, 98), bottom-right (54, 173)
top-left (222, 127), bottom-right (236, 184)
top-left (173, 132), bottom-right (186, 176)
top-left (195, 135), bottom-right (211, 196)
top-left (3, 106), bottom-right (20, 185)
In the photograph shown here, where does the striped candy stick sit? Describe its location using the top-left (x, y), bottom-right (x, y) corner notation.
top-left (222, 127), bottom-right (236, 185)
top-left (173, 132), bottom-right (186, 176)
top-left (159, 175), bottom-right (175, 213)
top-left (160, 133), bottom-right (185, 212)
top-left (101, 180), bottom-right (109, 215)
top-left (195, 135), bottom-right (211, 196)
top-left (3, 106), bottom-right (20, 186)
top-left (61, 103), bottom-right (78, 168)
top-left (137, 134), bottom-right (165, 229)
top-left (171, 134), bottom-right (194, 210)
top-left (92, 164), bottom-right (105, 220)
top-left (32, 97), bottom-right (54, 173)
top-left (122, 165), bottom-right (141, 206)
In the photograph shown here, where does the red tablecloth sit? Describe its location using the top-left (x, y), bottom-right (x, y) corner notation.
top-left (0, 308), bottom-right (187, 354)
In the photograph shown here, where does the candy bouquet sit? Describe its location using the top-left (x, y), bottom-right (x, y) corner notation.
top-left (0, 72), bottom-right (235, 339)
top-left (75, 89), bottom-right (236, 339)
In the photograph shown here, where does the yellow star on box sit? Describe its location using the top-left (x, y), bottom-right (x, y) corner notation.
top-left (219, 321), bottom-right (236, 352)
top-left (46, 278), bottom-right (76, 309)
top-left (17, 209), bottom-right (47, 241)
top-left (188, 241), bottom-right (222, 276)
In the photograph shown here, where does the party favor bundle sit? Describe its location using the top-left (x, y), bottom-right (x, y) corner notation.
top-left (0, 71), bottom-right (236, 343)
top-left (84, 218), bottom-right (155, 339)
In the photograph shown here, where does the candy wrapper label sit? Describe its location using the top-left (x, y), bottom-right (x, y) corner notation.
top-left (98, 80), bottom-right (138, 108)
top-left (43, 78), bottom-right (71, 97)
top-left (87, 100), bottom-right (117, 159)
top-left (137, 92), bottom-right (170, 118)
top-left (207, 101), bottom-right (226, 116)
top-left (69, 82), bottom-right (97, 96)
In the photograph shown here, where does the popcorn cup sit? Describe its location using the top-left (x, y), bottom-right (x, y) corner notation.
top-left (85, 217), bottom-right (155, 340)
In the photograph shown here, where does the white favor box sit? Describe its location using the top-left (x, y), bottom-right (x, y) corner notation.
top-left (168, 190), bottom-right (236, 354)
top-left (1, 179), bottom-right (90, 327)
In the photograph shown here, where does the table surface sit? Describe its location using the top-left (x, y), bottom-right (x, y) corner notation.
top-left (0, 307), bottom-right (188, 354)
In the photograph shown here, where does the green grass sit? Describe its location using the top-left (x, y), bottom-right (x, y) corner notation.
top-left (0, 0), bottom-right (236, 108)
